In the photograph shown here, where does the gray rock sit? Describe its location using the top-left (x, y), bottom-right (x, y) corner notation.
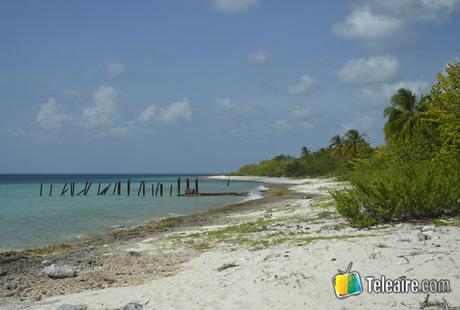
top-left (128, 251), bottom-right (141, 257)
top-left (122, 303), bottom-right (143, 310)
top-left (422, 230), bottom-right (436, 240)
top-left (55, 304), bottom-right (86, 310)
top-left (422, 225), bottom-right (437, 233)
top-left (41, 259), bottom-right (53, 267)
top-left (414, 229), bottom-right (425, 242)
top-left (43, 264), bottom-right (76, 279)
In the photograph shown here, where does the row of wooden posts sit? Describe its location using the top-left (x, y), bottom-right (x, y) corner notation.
top-left (39, 177), bottom-right (200, 197)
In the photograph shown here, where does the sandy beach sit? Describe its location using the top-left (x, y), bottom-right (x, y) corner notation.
top-left (1, 176), bottom-right (459, 309)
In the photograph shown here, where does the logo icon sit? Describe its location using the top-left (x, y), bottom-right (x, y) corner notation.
top-left (332, 262), bottom-right (362, 299)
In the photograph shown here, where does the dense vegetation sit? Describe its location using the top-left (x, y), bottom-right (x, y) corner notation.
top-left (235, 62), bottom-right (460, 227)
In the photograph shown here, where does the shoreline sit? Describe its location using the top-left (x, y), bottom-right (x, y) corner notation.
top-left (0, 176), bottom-right (266, 254)
top-left (1, 176), bottom-right (459, 309)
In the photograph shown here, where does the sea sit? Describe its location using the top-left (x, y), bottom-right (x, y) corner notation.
top-left (0, 174), bottom-right (264, 252)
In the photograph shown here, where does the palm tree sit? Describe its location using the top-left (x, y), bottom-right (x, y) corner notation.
top-left (344, 129), bottom-right (366, 157)
top-left (384, 88), bottom-right (426, 145)
top-left (300, 146), bottom-right (311, 159)
top-left (329, 134), bottom-right (344, 156)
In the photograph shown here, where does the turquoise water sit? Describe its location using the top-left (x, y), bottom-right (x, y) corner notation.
top-left (0, 175), bottom-right (262, 251)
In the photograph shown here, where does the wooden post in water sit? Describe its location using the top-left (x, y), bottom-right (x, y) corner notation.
top-left (49, 184), bottom-right (53, 196)
top-left (84, 182), bottom-right (92, 195)
top-left (170, 184), bottom-right (173, 196)
top-left (127, 179), bottom-right (131, 196)
top-left (137, 181), bottom-right (142, 196)
top-left (152, 184), bottom-right (154, 196)
top-left (186, 178), bottom-right (190, 191)
top-left (40, 183), bottom-right (43, 197)
top-left (61, 183), bottom-right (68, 196)
top-left (70, 182), bottom-right (75, 196)
top-left (155, 182), bottom-right (160, 196)
top-left (117, 180), bottom-right (121, 195)
top-left (97, 183), bottom-right (101, 195)
top-left (142, 181), bottom-right (146, 196)
top-left (112, 182), bottom-right (118, 195)
top-left (100, 184), bottom-right (111, 195)
top-left (160, 184), bottom-right (163, 197)
top-left (195, 178), bottom-right (199, 194)
top-left (227, 178), bottom-right (230, 187)
top-left (177, 177), bottom-right (181, 196)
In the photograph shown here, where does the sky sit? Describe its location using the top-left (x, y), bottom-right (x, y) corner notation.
top-left (1, 0), bottom-right (459, 174)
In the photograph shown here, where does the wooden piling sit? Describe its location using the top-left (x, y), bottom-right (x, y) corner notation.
top-left (127, 179), bottom-right (131, 196)
top-left (84, 182), bottom-right (92, 195)
top-left (112, 182), bottom-right (118, 195)
top-left (49, 184), bottom-right (53, 196)
top-left (186, 178), bottom-right (190, 190)
top-left (177, 177), bottom-right (181, 196)
top-left (40, 183), bottom-right (43, 197)
top-left (137, 181), bottom-right (142, 196)
top-left (195, 178), bottom-right (199, 194)
top-left (170, 184), bottom-right (173, 196)
top-left (155, 182), bottom-right (160, 196)
top-left (117, 180), bottom-right (121, 195)
top-left (152, 184), bottom-right (154, 196)
top-left (70, 182), bottom-right (75, 196)
top-left (142, 181), bottom-right (145, 196)
top-left (160, 184), bottom-right (163, 197)
top-left (100, 184), bottom-right (111, 195)
top-left (60, 183), bottom-right (68, 196)
top-left (97, 183), bottom-right (101, 195)
top-left (227, 178), bottom-right (230, 187)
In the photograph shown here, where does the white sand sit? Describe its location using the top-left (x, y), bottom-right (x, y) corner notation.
top-left (23, 177), bottom-right (460, 309)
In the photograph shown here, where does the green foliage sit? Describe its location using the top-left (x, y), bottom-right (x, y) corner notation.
top-left (383, 88), bottom-right (427, 145)
top-left (333, 159), bottom-right (460, 227)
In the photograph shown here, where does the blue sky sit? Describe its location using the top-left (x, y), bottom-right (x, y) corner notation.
top-left (1, 0), bottom-right (459, 173)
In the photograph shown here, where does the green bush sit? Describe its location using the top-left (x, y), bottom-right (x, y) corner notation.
top-left (332, 159), bottom-right (460, 227)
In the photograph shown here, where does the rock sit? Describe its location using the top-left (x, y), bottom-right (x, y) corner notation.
top-left (0, 270), bottom-right (7, 277)
top-left (55, 304), bottom-right (86, 310)
top-left (41, 260), bottom-right (53, 267)
top-left (128, 251), bottom-right (141, 257)
top-left (122, 302), bottom-right (143, 310)
top-left (43, 264), bottom-right (76, 279)
top-left (414, 229), bottom-right (425, 242)
top-left (217, 262), bottom-right (238, 272)
top-left (422, 225), bottom-right (437, 233)
top-left (422, 230), bottom-right (436, 240)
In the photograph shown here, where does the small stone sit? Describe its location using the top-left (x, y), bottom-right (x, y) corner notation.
top-left (122, 302), bottom-right (143, 310)
top-left (422, 226), bottom-right (436, 233)
top-left (43, 264), bottom-right (76, 279)
top-left (55, 304), bottom-right (86, 310)
top-left (41, 260), bottom-right (53, 267)
top-left (128, 251), bottom-right (141, 257)
top-left (415, 230), bottom-right (425, 242)
top-left (422, 230), bottom-right (436, 240)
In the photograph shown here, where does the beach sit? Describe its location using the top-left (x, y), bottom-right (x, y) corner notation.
top-left (1, 176), bottom-right (459, 309)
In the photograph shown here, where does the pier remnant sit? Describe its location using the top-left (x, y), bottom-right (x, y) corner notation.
top-left (60, 183), bottom-right (68, 196)
top-left (40, 183), bottom-right (43, 197)
top-left (195, 178), bottom-right (199, 194)
top-left (177, 177), bottom-right (181, 196)
top-left (49, 184), bottom-right (53, 196)
top-left (127, 179), bottom-right (131, 196)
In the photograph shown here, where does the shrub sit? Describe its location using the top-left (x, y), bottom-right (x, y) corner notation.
top-left (332, 159), bottom-right (460, 227)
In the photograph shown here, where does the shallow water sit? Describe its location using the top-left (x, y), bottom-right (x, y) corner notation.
top-left (0, 174), bottom-right (262, 251)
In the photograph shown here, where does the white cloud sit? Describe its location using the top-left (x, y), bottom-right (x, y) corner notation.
top-left (370, 0), bottom-right (458, 20)
top-left (211, 0), bottom-right (260, 13)
top-left (36, 97), bottom-right (71, 130)
top-left (106, 63), bottom-right (125, 78)
top-left (273, 119), bottom-right (291, 130)
top-left (82, 86), bottom-right (118, 128)
top-left (337, 55), bottom-right (400, 83)
top-left (332, 7), bottom-right (403, 41)
top-left (290, 106), bottom-right (315, 128)
top-left (138, 98), bottom-right (192, 125)
top-left (247, 49), bottom-right (269, 64)
top-left (287, 74), bottom-right (316, 95)
top-left (216, 97), bottom-right (257, 117)
top-left (356, 79), bottom-right (430, 105)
